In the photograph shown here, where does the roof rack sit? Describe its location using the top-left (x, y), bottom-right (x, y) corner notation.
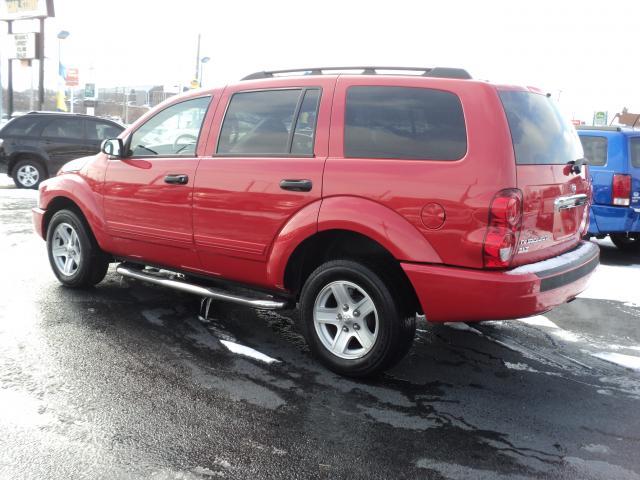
top-left (241, 66), bottom-right (472, 81)
top-left (575, 126), bottom-right (623, 132)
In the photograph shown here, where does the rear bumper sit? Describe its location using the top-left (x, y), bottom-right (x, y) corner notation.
top-left (32, 207), bottom-right (46, 239)
top-left (588, 205), bottom-right (640, 235)
top-left (402, 241), bottom-right (599, 322)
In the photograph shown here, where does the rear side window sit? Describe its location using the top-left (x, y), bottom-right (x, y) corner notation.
top-left (291, 89), bottom-right (320, 155)
top-left (344, 86), bottom-right (467, 160)
top-left (87, 120), bottom-right (122, 141)
top-left (217, 88), bottom-right (320, 155)
top-left (42, 118), bottom-right (84, 139)
top-left (1, 116), bottom-right (41, 136)
top-left (631, 137), bottom-right (640, 168)
top-left (499, 91), bottom-right (583, 165)
top-left (579, 136), bottom-right (607, 166)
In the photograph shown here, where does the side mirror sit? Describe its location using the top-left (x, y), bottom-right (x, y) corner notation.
top-left (101, 138), bottom-right (125, 158)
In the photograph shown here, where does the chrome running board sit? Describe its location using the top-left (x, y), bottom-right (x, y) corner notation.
top-left (116, 264), bottom-right (287, 310)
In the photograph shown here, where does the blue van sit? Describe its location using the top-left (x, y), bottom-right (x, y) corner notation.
top-left (577, 126), bottom-right (640, 251)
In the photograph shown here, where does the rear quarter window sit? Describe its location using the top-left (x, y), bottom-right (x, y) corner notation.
top-left (579, 136), bottom-right (607, 166)
top-left (631, 137), bottom-right (640, 168)
top-left (344, 86), bottom-right (467, 160)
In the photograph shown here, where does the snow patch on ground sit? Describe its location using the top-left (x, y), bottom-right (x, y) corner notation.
top-left (580, 264), bottom-right (640, 305)
top-left (550, 329), bottom-right (581, 343)
top-left (503, 362), bottom-right (538, 373)
top-left (220, 340), bottom-right (279, 364)
top-left (519, 316), bottom-right (559, 329)
top-left (591, 352), bottom-right (640, 371)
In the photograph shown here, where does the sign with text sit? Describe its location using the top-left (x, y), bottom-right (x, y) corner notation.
top-left (0, 0), bottom-right (54, 20)
top-left (593, 111), bottom-right (608, 127)
top-left (65, 68), bottom-right (79, 87)
top-left (9, 32), bottom-right (37, 59)
top-left (84, 83), bottom-right (96, 99)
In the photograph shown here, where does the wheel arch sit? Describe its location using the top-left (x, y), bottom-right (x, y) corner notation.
top-left (8, 151), bottom-right (49, 177)
top-left (281, 229), bottom-right (423, 315)
top-left (39, 176), bottom-right (109, 251)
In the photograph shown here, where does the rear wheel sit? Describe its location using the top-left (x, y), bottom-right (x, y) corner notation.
top-left (299, 260), bottom-right (416, 377)
top-left (13, 158), bottom-right (46, 189)
top-left (610, 233), bottom-right (640, 253)
top-left (46, 209), bottom-right (110, 288)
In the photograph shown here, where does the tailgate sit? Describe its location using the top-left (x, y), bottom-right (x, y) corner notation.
top-left (499, 89), bottom-right (589, 265)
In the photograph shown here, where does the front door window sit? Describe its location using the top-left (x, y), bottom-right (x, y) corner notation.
top-left (128, 96), bottom-right (210, 157)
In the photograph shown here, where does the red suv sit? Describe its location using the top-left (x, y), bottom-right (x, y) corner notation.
top-left (33, 67), bottom-right (599, 376)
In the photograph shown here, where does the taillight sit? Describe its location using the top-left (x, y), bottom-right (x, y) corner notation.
top-left (612, 174), bottom-right (631, 206)
top-left (579, 169), bottom-right (592, 236)
top-left (483, 189), bottom-right (523, 268)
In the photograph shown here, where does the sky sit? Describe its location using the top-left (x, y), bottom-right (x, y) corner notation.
top-left (1, 0), bottom-right (639, 123)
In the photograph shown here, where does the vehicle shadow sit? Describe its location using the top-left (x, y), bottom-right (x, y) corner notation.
top-left (593, 238), bottom-right (640, 267)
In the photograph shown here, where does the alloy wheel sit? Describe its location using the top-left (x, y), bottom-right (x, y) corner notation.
top-left (51, 223), bottom-right (82, 276)
top-left (313, 280), bottom-right (379, 360)
top-left (16, 164), bottom-right (40, 188)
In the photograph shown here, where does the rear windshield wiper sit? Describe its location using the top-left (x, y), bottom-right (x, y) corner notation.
top-left (567, 157), bottom-right (588, 174)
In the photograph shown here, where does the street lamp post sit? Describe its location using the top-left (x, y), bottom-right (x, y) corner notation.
top-left (200, 57), bottom-right (210, 87)
top-left (57, 30), bottom-right (70, 112)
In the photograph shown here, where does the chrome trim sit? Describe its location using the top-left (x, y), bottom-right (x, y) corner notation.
top-left (554, 193), bottom-right (588, 210)
top-left (116, 264), bottom-right (286, 310)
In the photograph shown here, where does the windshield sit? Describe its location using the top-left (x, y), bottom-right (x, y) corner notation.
top-left (499, 90), bottom-right (583, 165)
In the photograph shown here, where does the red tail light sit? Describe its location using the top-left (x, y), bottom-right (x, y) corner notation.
top-left (483, 189), bottom-right (523, 268)
top-left (579, 170), bottom-right (592, 236)
top-left (612, 174), bottom-right (631, 206)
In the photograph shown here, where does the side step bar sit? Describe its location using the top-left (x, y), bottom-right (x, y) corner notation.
top-left (116, 264), bottom-right (287, 310)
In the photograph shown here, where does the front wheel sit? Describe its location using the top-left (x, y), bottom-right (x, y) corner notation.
top-left (610, 233), bottom-right (640, 253)
top-left (46, 209), bottom-right (110, 288)
top-left (299, 260), bottom-right (416, 377)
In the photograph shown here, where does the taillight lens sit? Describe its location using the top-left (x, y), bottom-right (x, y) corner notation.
top-left (612, 174), bottom-right (631, 206)
top-left (483, 189), bottom-right (523, 268)
top-left (579, 170), bottom-right (592, 236)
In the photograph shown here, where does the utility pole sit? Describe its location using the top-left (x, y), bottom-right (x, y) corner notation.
top-left (194, 33), bottom-right (201, 86)
top-left (38, 17), bottom-right (45, 110)
top-left (7, 20), bottom-right (14, 116)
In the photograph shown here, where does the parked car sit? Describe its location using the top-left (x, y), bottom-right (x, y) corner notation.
top-left (0, 112), bottom-right (124, 189)
top-left (32, 66), bottom-right (599, 376)
top-left (577, 126), bottom-right (640, 251)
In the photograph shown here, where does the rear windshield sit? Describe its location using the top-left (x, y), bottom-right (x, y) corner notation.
top-left (579, 136), bottom-right (607, 166)
top-left (631, 137), bottom-right (640, 168)
top-left (1, 116), bottom-right (41, 136)
top-left (499, 91), bottom-right (583, 165)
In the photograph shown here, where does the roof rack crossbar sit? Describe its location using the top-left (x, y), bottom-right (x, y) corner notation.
top-left (241, 66), bottom-right (472, 81)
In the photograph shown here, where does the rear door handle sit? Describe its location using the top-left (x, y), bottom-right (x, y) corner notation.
top-left (279, 179), bottom-right (312, 192)
top-left (164, 174), bottom-right (189, 185)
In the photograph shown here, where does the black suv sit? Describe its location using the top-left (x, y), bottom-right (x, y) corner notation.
top-left (0, 112), bottom-right (124, 189)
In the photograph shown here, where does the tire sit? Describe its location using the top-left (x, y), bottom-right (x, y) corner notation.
top-left (610, 233), bottom-right (640, 253)
top-left (12, 158), bottom-right (46, 189)
top-left (299, 259), bottom-right (416, 377)
top-left (46, 209), bottom-right (110, 288)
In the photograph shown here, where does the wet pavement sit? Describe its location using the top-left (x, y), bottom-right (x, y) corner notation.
top-left (1, 178), bottom-right (639, 480)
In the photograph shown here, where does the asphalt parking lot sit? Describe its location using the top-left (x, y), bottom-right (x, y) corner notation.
top-left (1, 178), bottom-right (639, 480)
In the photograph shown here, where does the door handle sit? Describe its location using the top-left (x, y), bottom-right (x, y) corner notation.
top-left (554, 193), bottom-right (588, 210)
top-left (279, 179), bottom-right (312, 192)
top-left (164, 174), bottom-right (189, 185)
